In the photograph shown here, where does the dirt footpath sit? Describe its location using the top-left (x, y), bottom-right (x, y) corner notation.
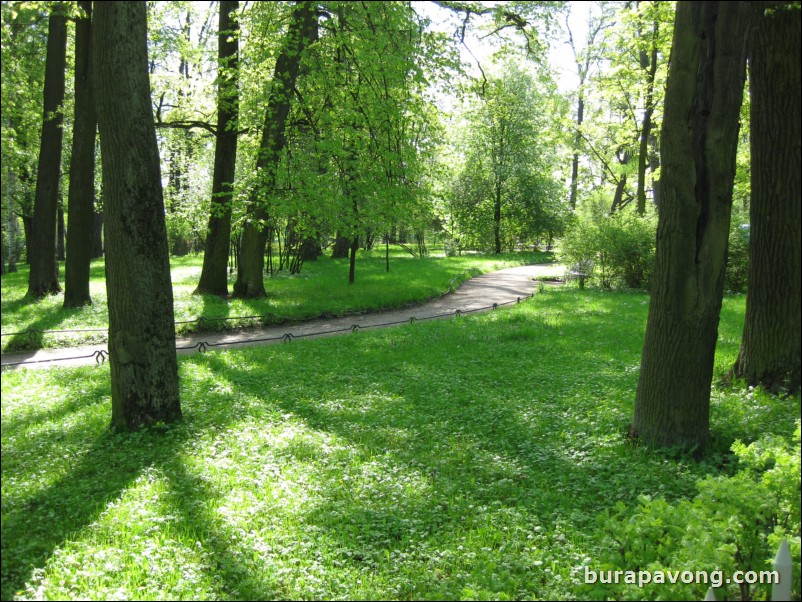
top-left (1, 264), bottom-right (564, 370)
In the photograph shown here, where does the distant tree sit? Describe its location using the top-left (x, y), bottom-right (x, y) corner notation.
top-left (631, 1), bottom-right (749, 450)
top-left (27, 4), bottom-right (67, 298)
top-left (195, 0), bottom-right (239, 296)
top-left (2, 3), bottom-right (48, 270)
top-left (94, 1), bottom-right (181, 430)
top-left (64, 0), bottom-right (96, 308)
top-left (301, 1), bottom-right (435, 283)
top-left (565, 2), bottom-right (613, 210)
top-left (234, 0), bottom-right (317, 298)
top-left (453, 64), bottom-right (565, 254)
top-left (732, 1), bottom-right (801, 393)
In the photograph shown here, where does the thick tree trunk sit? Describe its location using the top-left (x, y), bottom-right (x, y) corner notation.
top-left (27, 7), bottom-right (67, 298)
top-left (64, 0), bottom-right (97, 308)
top-left (632, 1), bottom-right (749, 450)
top-left (94, 1), bottom-right (181, 431)
top-left (233, 1), bottom-right (317, 298)
top-left (195, 0), bottom-right (239, 296)
top-left (733, 1), bottom-right (801, 393)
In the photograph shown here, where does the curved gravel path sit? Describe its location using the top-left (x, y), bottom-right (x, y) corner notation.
top-left (1, 264), bottom-right (564, 370)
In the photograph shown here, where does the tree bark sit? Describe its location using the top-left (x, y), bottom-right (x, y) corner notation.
top-left (64, 0), bottom-right (97, 308)
top-left (195, 0), bottom-right (239, 296)
top-left (27, 7), bottom-right (67, 298)
top-left (233, 1), bottom-right (317, 298)
top-left (94, 1), bottom-right (181, 431)
top-left (632, 1), bottom-right (749, 450)
top-left (733, 1), bottom-right (801, 393)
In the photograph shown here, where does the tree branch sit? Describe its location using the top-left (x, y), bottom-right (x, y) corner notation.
top-left (155, 119), bottom-right (218, 136)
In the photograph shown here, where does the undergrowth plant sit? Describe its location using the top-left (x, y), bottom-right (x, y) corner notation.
top-left (595, 422), bottom-right (801, 601)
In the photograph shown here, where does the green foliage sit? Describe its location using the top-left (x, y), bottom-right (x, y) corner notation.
top-left (2, 289), bottom-right (799, 600)
top-left (726, 217), bottom-right (750, 294)
top-left (228, 1), bottom-right (446, 276)
top-left (559, 208), bottom-right (656, 289)
top-left (1, 1), bottom-right (48, 252)
top-left (565, 1), bottom-right (675, 215)
top-left (447, 61), bottom-right (569, 253)
top-left (596, 422), bottom-right (801, 601)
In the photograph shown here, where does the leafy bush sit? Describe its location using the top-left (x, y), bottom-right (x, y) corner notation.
top-left (559, 211), bottom-right (656, 289)
top-left (595, 421), bottom-right (801, 601)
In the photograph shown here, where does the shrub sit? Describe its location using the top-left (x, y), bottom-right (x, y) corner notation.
top-left (593, 421), bottom-right (801, 601)
top-left (559, 211), bottom-right (656, 289)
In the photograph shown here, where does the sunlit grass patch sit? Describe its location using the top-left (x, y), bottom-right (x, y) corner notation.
top-left (2, 288), bottom-right (799, 600)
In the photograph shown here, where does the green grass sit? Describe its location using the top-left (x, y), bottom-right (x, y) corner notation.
top-left (2, 287), bottom-right (799, 600)
top-left (1, 249), bottom-right (550, 352)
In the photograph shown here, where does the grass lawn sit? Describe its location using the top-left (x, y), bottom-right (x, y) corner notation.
top-left (1, 249), bottom-right (550, 352)
top-left (2, 287), bottom-right (799, 600)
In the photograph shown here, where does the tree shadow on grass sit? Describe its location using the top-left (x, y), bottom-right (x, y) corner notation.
top-left (2, 299), bottom-right (85, 352)
top-left (193, 324), bottom-right (681, 597)
top-left (0, 377), bottom-right (270, 601)
top-left (161, 458), bottom-right (286, 600)
top-left (0, 367), bottom-right (112, 436)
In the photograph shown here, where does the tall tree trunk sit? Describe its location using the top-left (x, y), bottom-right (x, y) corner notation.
top-left (631, 1), bottom-right (749, 450)
top-left (92, 208), bottom-right (104, 258)
top-left (493, 181), bottom-right (502, 254)
top-left (648, 132), bottom-right (661, 208)
top-left (64, 0), bottom-right (97, 307)
top-left (636, 20), bottom-right (659, 216)
top-left (57, 204), bottom-right (65, 260)
top-left (27, 7), bottom-right (67, 298)
top-left (5, 170), bottom-right (18, 273)
top-left (233, 1), bottom-right (317, 298)
top-left (21, 213), bottom-right (32, 264)
top-left (195, 0), bottom-right (239, 296)
top-left (94, 1), bottom-right (181, 431)
top-left (733, 1), bottom-right (801, 393)
top-left (348, 235), bottom-right (359, 284)
top-left (569, 95), bottom-right (584, 210)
